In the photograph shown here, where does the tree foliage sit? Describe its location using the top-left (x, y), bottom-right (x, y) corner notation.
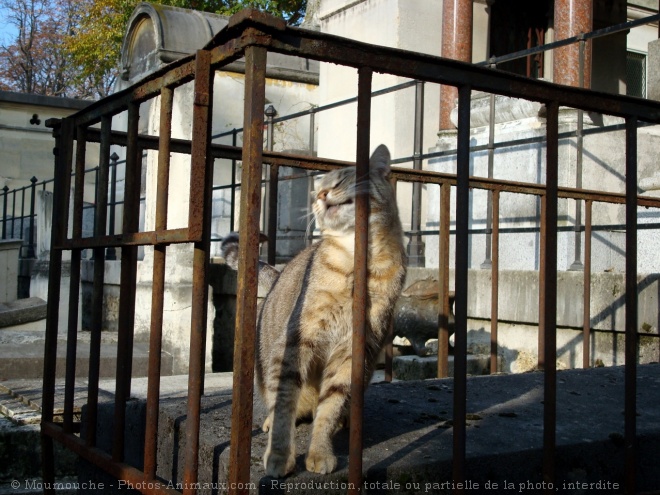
top-left (0, 0), bottom-right (307, 99)
top-left (0, 0), bottom-right (81, 96)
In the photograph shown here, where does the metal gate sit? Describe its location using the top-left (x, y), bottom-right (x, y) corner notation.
top-left (40, 9), bottom-right (660, 495)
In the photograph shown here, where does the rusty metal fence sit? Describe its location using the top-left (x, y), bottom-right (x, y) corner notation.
top-left (41, 9), bottom-right (660, 495)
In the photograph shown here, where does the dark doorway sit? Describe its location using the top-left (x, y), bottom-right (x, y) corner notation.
top-left (489, 0), bottom-right (552, 78)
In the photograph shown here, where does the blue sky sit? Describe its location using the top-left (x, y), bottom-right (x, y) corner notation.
top-left (0, 7), bottom-right (19, 44)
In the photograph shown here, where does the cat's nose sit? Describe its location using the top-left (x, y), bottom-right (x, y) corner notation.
top-left (317, 189), bottom-right (328, 201)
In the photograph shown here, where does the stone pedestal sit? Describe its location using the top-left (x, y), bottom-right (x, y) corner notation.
top-left (647, 38), bottom-right (660, 102)
top-left (0, 239), bottom-right (22, 303)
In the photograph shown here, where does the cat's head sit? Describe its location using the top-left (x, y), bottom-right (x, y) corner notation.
top-left (312, 144), bottom-right (395, 235)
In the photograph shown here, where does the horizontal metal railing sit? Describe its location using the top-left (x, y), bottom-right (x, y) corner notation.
top-left (40, 8), bottom-right (660, 495)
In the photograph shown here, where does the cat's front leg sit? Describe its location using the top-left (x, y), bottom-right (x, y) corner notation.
top-left (264, 408), bottom-right (297, 477)
top-left (262, 358), bottom-right (310, 477)
top-left (305, 356), bottom-right (351, 474)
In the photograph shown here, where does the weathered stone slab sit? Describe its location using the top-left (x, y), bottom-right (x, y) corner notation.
top-left (80, 365), bottom-right (660, 494)
top-left (0, 297), bottom-right (46, 328)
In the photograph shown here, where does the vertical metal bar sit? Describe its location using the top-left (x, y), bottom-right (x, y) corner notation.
top-left (93, 168), bottom-right (99, 238)
top-left (11, 191), bottom-right (16, 238)
top-left (63, 127), bottom-right (87, 434)
top-left (582, 200), bottom-right (592, 368)
top-left (385, 177), bottom-right (398, 383)
top-left (408, 80), bottom-right (425, 267)
top-left (438, 181), bottom-right (451, 378)
top-left (41, 118), bottom-right (73, 494)
top-left (230, 129), bottom-right (238, 232)
top-left (112, 103), bottom-right (140, 463)
top-left (453, 85), bottom-right (471, 493)
top-left (227, 45), bottom-right (267, 495)
top-left (144, 86), bottom-right (174, 479)
top-left (570, 129), bottom-right (584, 270)
top-left (85, 115), bottom-right (112, 448)
top-left (538, 194), bottom-right (547, 369)
top-left (267, 163), bottom-right (279, 265)
top-left (20, 187), bottom-right (25, 250)
top-left (542, 101), bottom-right (559, 493)
top-left (106, 152), bottom-right (119, 260)
top-left (490, 190), bottom-right (500, 374)
top-left (482, 93), bottom-right (496, 269)
top-left (348, 65), bottom-right (372, 495)
top-left (571, 35), bottom-right (586, 271)
top-left (309, 106), bottom-right (316, 155)
top-left (624, 116), bottom-right (638, 495)
top-left (262, 106), bottom-right (276, 261)
top-left (384, 319), bottom-right (394, 383)
top-left (27, 176), bottom-right (37, 258)
top-left (2, 185), bottom-right (7, 239)
top-left (183, 49), bottom-right (215, 495)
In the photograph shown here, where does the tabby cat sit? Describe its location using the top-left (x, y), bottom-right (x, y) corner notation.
top-left (222, 145), bottom-right (406, 477)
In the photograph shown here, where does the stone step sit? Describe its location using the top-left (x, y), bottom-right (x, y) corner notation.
top-left (78, 365), bottom-right (660, 494)
top-left (0, 338), bottom-right (172, 380)
top-left (392, 353), bottom-right (502, 380)
top-left (0, 298), bottom-right (47, 329)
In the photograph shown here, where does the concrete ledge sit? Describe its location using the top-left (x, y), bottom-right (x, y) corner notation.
top-left (0, 341), bottom-right (172, 380)
top-left (80, 365), bottom-right (660, 493)
top-left (392, 354), bottom-right (500, 380)
top-left (0, 298), bottom-right (47, 328)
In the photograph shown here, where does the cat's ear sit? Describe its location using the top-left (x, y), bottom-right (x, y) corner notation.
top-left (369, 144), bottom-right (391, 177)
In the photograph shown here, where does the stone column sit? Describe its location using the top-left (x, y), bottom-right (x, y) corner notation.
top-left (439, 0), bottom-right (473, 130)
top-left (553, 0), bottom-right (593, 88)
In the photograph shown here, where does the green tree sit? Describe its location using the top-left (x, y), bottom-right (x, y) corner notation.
top-left (0, 0), bottom-right (82, 97)
top-left (65, 0), bottom-right (307, 99)
top-left (1, 0), bottom-right (306, 99)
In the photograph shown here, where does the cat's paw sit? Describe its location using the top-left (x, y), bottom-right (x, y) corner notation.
top-left (262, 416), bottom-right (271, 432)
top-left (264, 447), bottom-right (296, 478)
top-left (305, 449), bottom-right (337, 474)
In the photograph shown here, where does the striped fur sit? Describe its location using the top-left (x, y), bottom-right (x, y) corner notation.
top-left (256, 145), bottom-right (406, 477)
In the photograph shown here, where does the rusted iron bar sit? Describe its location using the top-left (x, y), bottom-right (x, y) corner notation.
top-left (63, 126), bottom-right (87, 433)
top-left (68, 23), bottom-right (253, 129)
top-left (538, 194), bottom-right (547, 370)
top-left (85, 116), bottom-right (113, 448)
top-left (624, 117), bottom-right (638, 495)
top-left (384, 320), bottom-right (394, 383)
top-left (81, 126), bottom-right (660, 210)
top-left (477, 12), bottom-right (660, 69)
top-left (58, 228), bottom-right (192, 250)
top-left (437, 182), bottom-right (451, 378)
top-left (113, 103), bottom-right (141, 462)
top-left (482, 93), bottom-right (496, 268)
top-left (230, 129), bottom-right (238, 232)
top-left (408, 79), bottom-right (425, 266)
top-left (43, 421), bottom-right (181, 495)
top-left (183, 50), bottom-right (215, 495)
top-left (542, 102), bottom-right (559, 493)
top-left (453, 85), bottom-right (471, 492)
top-left (490, 190), bottom-right (500, 374)
top-left (261, 28), bottom-right (660, 122)
top-left (227, 45), bottom-right (267, 495)
top-left (144, 86), bottom-right (174, 479)
top-left (582, 200), bottom-right (593, 368)
top-left (348, 66), bottom-right (373, 495)
top-left (384, 177), bottom-right (398, 382)
top-left (41, 118), bottom-right (73, 493)
top-left (69, 55), bottom-right (195, 128)
top-left (267, 163), bottom-right (279, 265)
